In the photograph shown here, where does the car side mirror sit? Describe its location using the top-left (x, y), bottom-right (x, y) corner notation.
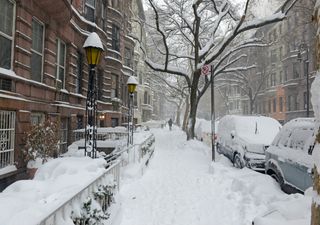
top-left (231, 130), bottom-right (235, 139)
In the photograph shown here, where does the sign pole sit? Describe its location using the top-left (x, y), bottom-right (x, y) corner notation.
top-left (211, 65), bottom-right (215, 161)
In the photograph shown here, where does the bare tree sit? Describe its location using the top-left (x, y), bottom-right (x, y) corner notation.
top-left (145, 0), bottom-right (298, 140)
top-left (151, 73), bottom-right (188, 127)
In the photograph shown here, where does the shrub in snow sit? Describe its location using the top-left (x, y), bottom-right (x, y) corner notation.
top-left (24, 120), bottom-right (60, 165)
top-left (72, 184), bottom-right (117, 225)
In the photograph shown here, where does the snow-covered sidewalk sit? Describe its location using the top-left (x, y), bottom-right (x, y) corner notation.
top-left (117, 127), bottom-right (311, 225)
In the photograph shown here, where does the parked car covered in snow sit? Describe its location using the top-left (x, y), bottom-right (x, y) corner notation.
top-left (216, 115), bottom-right (282, 171)
top-left (265, 118), bottom-right (317, 193)
top-left (195, 118), bottom-right (219, 146)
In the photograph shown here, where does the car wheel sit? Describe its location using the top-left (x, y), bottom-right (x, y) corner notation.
top-left (233, 153), bottom-right (244, 169)
top-left (269, 170), bottom-right (285, 190)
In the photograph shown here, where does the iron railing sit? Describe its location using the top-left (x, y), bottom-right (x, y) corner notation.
top-left (37, 133), bottom-right (155, 225)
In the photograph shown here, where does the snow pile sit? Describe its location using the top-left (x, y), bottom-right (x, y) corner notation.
top-left (253, 191), bottom-right (312, 225)
top-left (0, 157), bottom-right (108, 225)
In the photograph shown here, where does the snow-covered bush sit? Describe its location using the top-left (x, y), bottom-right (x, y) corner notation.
top-left (24, 120), bottom-right (60, 164)
top-left (72, 184), bottom-right (117, 225)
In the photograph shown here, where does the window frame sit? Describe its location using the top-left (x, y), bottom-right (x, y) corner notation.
top-left (84, 0), bottom-right (95, 22)
top-left (112, 24), bottom-right (120, 52)
top-left (0, 0), bottom-right (15, 70)
top-left (55, 38), bottom-right (66, 89)
top-left (31, 17), bottom-right (45, 82)
top-left (111, 74), bottom-right (118, 98)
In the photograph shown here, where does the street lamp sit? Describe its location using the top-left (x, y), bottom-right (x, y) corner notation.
top-left (83, 32), bottom-right (104, 158)
top-left (127, 76), bottom-right (138, 145)
top-left (297, 43), bottom-right (309, 117)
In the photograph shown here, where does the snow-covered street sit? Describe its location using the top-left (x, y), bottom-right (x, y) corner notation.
top-left (118, 127), bottom-right (311, 225)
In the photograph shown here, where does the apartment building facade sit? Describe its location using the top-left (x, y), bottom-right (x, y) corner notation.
top-left (217, 0), bottom-right (316, 124)
top-left (0, 0), bottom-right (139, 188)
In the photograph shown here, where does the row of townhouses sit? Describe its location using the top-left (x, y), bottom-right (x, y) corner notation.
top-left (216, 0), bottom-right (316, 124)
top-left (0, 0), bottom-right (159, 189)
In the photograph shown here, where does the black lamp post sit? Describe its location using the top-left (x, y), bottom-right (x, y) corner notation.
top-left (83, 32), bottom-right (104, 158)
top-left (297, 43), bottom-right (309, 117)
top-left (127, 76), bottom-right (138, 146)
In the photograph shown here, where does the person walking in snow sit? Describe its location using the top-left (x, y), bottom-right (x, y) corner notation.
top-left (168, 118), bottom-right (173, 131)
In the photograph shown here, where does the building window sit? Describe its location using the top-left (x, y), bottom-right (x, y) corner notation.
top-left (268, 100), bottom-right (271, 113)
top-left (144, 91), bottom-right (148, 104)
top-left (133, 92), bottom-right (138, 107)
top-left (124, 47), bottom-right (132, 68)
top-left (279, 97), bottom-right (283, 112)
top-left (0, 110), bottom-right (15, 169)
top-left (31, 112), bottom-right (45, 125)
top-left (76, 51), bottom-right (83, 94)
top-left (270, 73), bottom-right (276, 86)
top-left (111, 0), bottom-right (118, 8)
top-left (77, 115), bottom-right (83, 129)
top-left (288, 95), bottom-right (292, 111)
top-left (59, 118), bottom-right (68, 154)
top-left (270, 49), bottom-right (277, 63)
top-left (279, 46), bottom-right (283, 59)
top-left (273, 98), bottom-right (276, 112)
top-left (101, 1), bottom-right (106, 30)
top-left (0, 78), bottom-right (11, 91)
top-left (284, 66), bottom-right (288, 81)
top-left (111, 74), bottom-right (118, 98)
top-left (111, 118), bottom-right (118, 127)
top-left (84, 0), bottom-right (95, 22)
top-left (293, 63), bottom-right (299, 79)
top-left (55, 39), bottom-right (66, 89)
top-left (288, 95), bottom-right (298, 111)
top-left (31, 18), bottom-right (44, 82)
top-left (112, 24), bottom-right (120, 52)
top-left (0, 0), bottom-right (15, 69)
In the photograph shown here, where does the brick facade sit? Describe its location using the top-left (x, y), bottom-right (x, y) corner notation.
top-left (0, 0), bottom-right (135, 188)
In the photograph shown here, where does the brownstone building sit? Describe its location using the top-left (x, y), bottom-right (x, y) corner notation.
top-left (0, 0), bottom-right (135, 189)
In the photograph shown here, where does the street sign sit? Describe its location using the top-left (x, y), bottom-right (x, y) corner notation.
top-left (201, 64), bottom-right (210, 76)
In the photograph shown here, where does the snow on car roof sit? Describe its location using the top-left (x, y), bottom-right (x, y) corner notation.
top-left (281, 118), bottom-right (316, 129)
top-left (221, 115), bottom-right (282, 145)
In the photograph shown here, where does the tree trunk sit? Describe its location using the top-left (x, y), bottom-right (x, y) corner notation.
top-left (176, 106), bottom-right (181, 127)
top-left (249, 99), bottom-right (254, 115)
top-left (187, 70), bottom-right (201, 140)
top-left (182, 95), bottom-right (190, 132)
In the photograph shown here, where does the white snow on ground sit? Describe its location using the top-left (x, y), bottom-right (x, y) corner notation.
top-left (117, 126), bottom-right (311, 225)
top-left (0, 157), bottom-right (108, 225)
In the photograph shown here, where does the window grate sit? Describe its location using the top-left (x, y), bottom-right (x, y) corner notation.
top-left (0, 111), bottom-right (15, 169)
